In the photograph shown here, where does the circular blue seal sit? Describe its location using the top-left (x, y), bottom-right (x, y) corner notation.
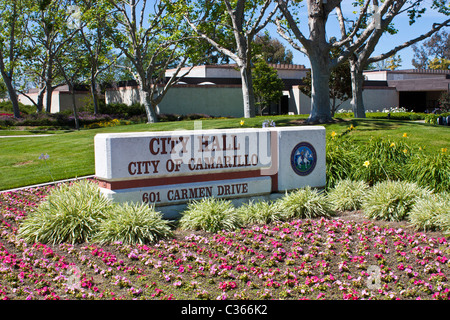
top-left (290, 142), bottom-right (317, 176)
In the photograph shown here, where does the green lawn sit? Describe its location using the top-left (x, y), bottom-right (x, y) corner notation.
top-left (1, 116), bottom-right (448, 191)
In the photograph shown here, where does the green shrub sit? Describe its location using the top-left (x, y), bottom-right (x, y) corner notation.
top-left (409, 192), bottom-right (450, 233)
top-left (99, 102), bottom-right (145, 117)
top-left (366, 112), bottom-right (427, 121)
top-left (326, 136), bottom-right (355, 189)
top-left (353, 137), bottom-right (411, 184)
top-left (361, 180), bottom-right (431, 222)
top-left (0, 100), bottom-right (35, 115)
top-left (277, 187), bottom-right (333, 219)
top-left (179, 197), bottom-right (241, 233)
top-left (18, 180), bottom-right (112, 244)
top-left (424, 114), bottom-right (438, 125)
top-left (326, 179), bottom-right (369, 211)
top-left (238, 200), bottom-right (284, 225)
top-left (405, 151), bottom-right (450, 193)
top-left (93, 202), bottom-right (173, 244)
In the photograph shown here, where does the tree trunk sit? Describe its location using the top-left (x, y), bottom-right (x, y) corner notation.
top-left (45, 80), bottom-right (53, 113)
top-left (306, 2), bottom-right (333, 124)
top-left (140, 89), bottom-right (158, 123)
top-left (308, 55), bottom-right (333, 123)
top-left (45, 56), bottom-right (54, 113)
top-left (240, 65), bottom-right (256, 118)
top-left (70, 88), bottom-right (80, 130)
top-left (36, 87), bottom-right (45, 113)
top-left (3, 75), bottom-right (21, 118)
top-left (350, 60), bottom-right (366, 118)
top-left (91, 75), bottom-right (99, 114)
top-left (331, 96), bottom-right (336, 117)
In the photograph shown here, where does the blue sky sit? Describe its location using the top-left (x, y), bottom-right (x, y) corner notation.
top-left (269, 2), bottom-right (449, 69)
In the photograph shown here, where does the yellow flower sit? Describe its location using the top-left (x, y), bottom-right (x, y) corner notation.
top-left (363, 161), bottom-right (370, 167)
top-left (390, 142), bottom-right (395, 148)
top-left (331, 131), bottom-right (336, 138)
top-left (403, 149), bottom-right (408, 154)
top-left (442, 148), bottom-right (448, 153)
top-left (240, 120), bottom-right (245, 126)
top-left (350, 124), bottom-right (355, 130)
top-left (419, 147), bottom-right (422, 151)
top-left (403, 133), bottom-right (408, 138)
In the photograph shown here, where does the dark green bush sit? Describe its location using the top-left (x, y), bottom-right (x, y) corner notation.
top-left (352, 137), bottom-right (412, 184)
top-left (99, 102), bottom-right (146, 117)
top-left (325, 135), bottom-right (356, 189)
top-left (405, 151), bottom-right (450, 193)
top-left (0, 100), bottom-right (36, 115)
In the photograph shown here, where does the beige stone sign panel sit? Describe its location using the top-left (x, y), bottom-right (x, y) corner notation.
top-left (94, 126), bottom-right (325, 210)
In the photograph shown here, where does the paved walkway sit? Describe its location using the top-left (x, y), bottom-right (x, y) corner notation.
top-left (0, 134), bottom-right (53, 138)
top-left (0, 175), bottom-right (96, 193)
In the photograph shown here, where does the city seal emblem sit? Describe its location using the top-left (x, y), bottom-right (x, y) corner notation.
top-left (290, 142), bottom-right (317, 176)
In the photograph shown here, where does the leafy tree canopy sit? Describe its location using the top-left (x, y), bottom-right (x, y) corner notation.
top-left (253, 31), bottom-right (293, 64)
top-left (252, 58), bottom-right (284, 115)
top-left (412, 30), bottom-right (450, 69)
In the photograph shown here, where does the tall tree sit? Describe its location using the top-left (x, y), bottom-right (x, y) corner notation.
top-left (335, 1), bottom-right (450, 118)
top-left (0, 0), bottom-right (30, 118)
top-left (300, 40), bottom-right (352, 117)
top-left (183, 0), bottom-right (279, 118)
top-left (78, 0), bottom-right (116, 114)
top-left (276, 0), bottom-right (449, 122)
top-left (102, 0), bottom-right (195, 123)
top-left (276, 0), bottom-right (371, 123)
top-left (24, 0), bottom-right (81, 113)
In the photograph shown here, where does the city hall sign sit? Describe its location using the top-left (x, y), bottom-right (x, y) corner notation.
top-left (94, 126), bottom-right (325, 213)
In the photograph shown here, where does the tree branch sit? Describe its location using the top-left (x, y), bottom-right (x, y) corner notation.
top-left (276, 0), bottom-right (310, 52)
top-left (367, 19), bottom-right (450, 64)
top-left (184, 14), bottom-right (241, 62)
top-left (275, 16), bottom-right (308, 55)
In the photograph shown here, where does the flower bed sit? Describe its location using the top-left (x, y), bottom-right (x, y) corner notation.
top-left (1, 185), bottom-right (449, 300)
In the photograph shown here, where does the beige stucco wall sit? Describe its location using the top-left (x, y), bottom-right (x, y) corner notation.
top-left (18, 91), bottom-right (90, 113)
top-left (288, 86), bottom-right (399, 114)
top-left (105, 87), bottom-right (142, 106)
top-left (58, 92), bottom-right (91, 112)
top-left (362, 88), bottom-right (399, 111)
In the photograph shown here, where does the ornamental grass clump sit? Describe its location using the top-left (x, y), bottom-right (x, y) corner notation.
top-left (436, 193), bottom-right (450, 237)
top-left (238, 200), bottom-right (285, 225)
top-left (179, 197), bottom-right (241, 233)
top-left (18, 180), bottom-right (112, 244)
top-left (277, 187), bottom-right (333, 219)
top-left (326, 179), bottom-right (369, 211)
top-left (409, 192), bottom-right (450, 233)
top-left (361, 180), bottom-right (431, 222)
top-left (93, 202), bottom-right (173, 244)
